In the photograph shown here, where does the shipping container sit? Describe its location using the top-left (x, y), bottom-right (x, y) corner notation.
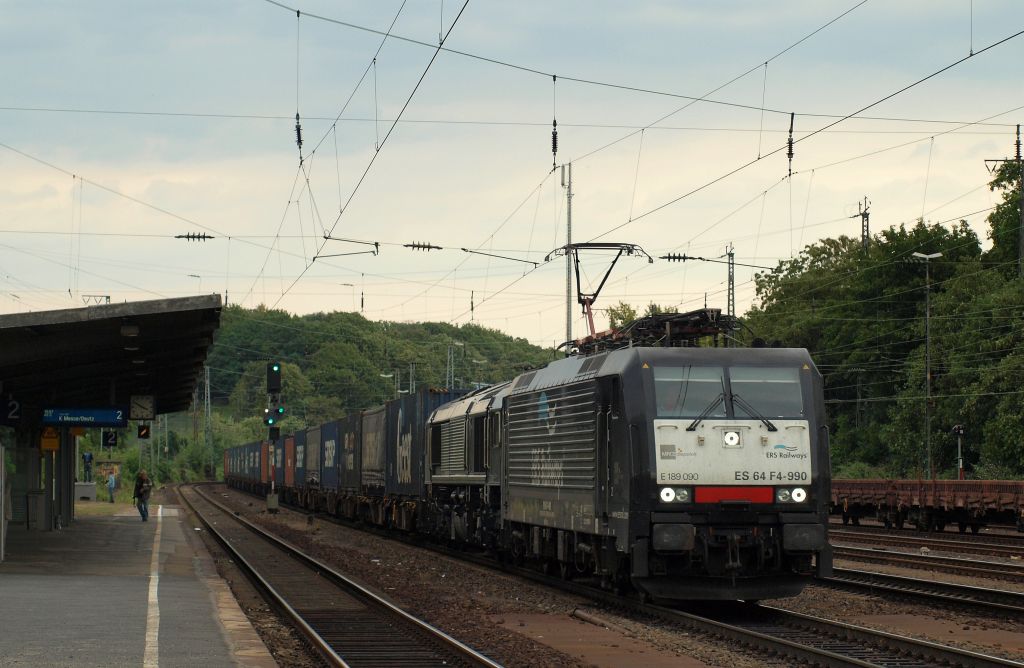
top-left (294, 429), bottom-right (307, 489)
top-left (247, 440), bottom-right (260, 483)
top-left (284, 436), bottom-right (295, 488)
top-left (267, 440), bottom-right (277, 488)
top-left (305, 425), bottom-right (322, 487)
top-left (320, 421), bottom-right (340, 492)
top-left (387, 389), bottom-right (465, 496)
top-left (339, 412), bottom-right (362, 492)
top-left (361, 407), bottom-right (386, 494)
top-left (273, 435), bottom-right (285, 489)
top-left (260, 441), bottom-right (270, 484)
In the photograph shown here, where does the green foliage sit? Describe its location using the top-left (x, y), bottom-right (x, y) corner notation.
top-left (606, 301), bottom-right (638, 329)
top-left (747, 212), bottom-right (1024, 479)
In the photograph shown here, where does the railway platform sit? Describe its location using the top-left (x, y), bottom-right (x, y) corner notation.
top-left (0, 500), bottom-right (275, 667)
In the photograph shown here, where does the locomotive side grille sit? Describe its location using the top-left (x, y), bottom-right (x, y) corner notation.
top-left (439, 419), bottom-right (467, 475)
top-left (507, 383), bottom-right (597, 490)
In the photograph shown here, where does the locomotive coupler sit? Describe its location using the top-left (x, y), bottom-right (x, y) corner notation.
top-left (725, 533), bottom-right (742, 571)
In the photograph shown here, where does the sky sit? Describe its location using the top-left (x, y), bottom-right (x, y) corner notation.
top-left (2, 1), bottom-right (1023, 348)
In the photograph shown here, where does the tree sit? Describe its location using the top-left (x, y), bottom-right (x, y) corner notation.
top-left (982, 160), bottom-right (1023, 278)
top-left (606, 301), bottom-right (638, 329)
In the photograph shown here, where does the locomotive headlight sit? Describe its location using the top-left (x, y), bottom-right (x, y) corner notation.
top-left (723, 431), bottom-right (741, 447)
top-left (674, 487), bottom-right (690, 502)
top-left (791, 487), bottom-right (807, 503)
top-left (660, 487), bottom-right (676, 503)
top-left (776, 488), bottom-right (792, 503)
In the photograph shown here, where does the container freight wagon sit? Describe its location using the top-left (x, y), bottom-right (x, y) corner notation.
top-left (832, 479), bottom-right (1024, 532)
top-left (284, 435), bottom-right (296, 489)
top-left (337, 412), bottom-right (362, 518)
top-left (361, 407), bottom-right (387, 524)
top-left (319, 420), bottom-right (340, 512)
top-left (260, 441), bottom-right (270, 491)
top-left (274, 432), bottom-right (286, 489)
top-left (293, 429), bottom-right (307, 505)
top-left (301, 425), bottom-right (321, 509)
top-left (386, 389), bottom-right (466, 530)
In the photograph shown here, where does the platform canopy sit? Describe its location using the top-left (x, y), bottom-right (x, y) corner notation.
top-left (0, 295), bottom-right (222, 417)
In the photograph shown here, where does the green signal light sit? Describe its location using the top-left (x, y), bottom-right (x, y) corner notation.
top-left (275, 406), bottom-right (285, 415)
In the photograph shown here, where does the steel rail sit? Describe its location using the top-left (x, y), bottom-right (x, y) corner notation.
top-left (223, 482), bottom-right (1023, 667)
top-left (181, 484), bottom-right (501, 668)
top-left (821, 567), bottom-right (1024, 616)
top-left (834, 545), bottom-right (1024, 582)
top-left (831, 528), bottom-right (1024, 558)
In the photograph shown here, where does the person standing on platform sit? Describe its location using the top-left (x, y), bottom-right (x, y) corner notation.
top-left (106, 471), bottom-right (116, 503)
top-left (133, 470), bottom-right (152, 521)
top-left (82, 451), bottom-right (94, 482)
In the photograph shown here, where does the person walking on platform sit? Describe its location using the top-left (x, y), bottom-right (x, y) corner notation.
top-left (82, 451), bottom-right (94, 482)
top-left (133, 470), bottom-right (152, 521)
top-left (106, 471), bottom-right (116, 503)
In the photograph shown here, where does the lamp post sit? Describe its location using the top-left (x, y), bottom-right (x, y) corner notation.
top-left (952, 424), bottom-right (965, 480)
top-left (912, 251), bottom-right (942, 480)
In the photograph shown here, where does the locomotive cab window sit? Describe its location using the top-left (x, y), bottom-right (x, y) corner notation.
top-left (729, 366), bottom-right (804, 418)
top-left (654, 366), bottom-right (726, 418)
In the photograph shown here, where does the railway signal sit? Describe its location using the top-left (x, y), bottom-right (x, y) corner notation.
top-left (267, 361), bottom-right (281, 393)
top-left (263, 405), bottom-right (284, 426)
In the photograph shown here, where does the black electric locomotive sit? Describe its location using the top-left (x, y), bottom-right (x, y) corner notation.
top-left (226, 310), bottom-right (832, 601)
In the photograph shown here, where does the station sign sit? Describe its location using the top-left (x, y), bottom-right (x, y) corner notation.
top-left (42, 407), bottom-right (127, 428)
top-left (40, 427), bottom-right (60, 451)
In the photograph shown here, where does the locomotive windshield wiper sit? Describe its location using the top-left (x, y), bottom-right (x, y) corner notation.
top-left (686, 393), bottom-right (724, 431)
top-left (731, 393), bottom-right (778, 432)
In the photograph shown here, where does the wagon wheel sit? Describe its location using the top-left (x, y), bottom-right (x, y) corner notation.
top-left (970, 523), bottom-right (981, 534)
top-left (559, 561), bottom-right (574, 581)
top-left (958, 522), bottom-right (967, 534)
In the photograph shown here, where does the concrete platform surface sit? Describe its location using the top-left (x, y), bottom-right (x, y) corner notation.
top-left (0, 503), bottom-right (275, 667)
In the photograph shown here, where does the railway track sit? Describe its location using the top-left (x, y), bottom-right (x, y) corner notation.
top-left (180, 484), bottom-right (500, 668)
top-left (833, 545), bottom-right (1024, 582)
top-left (829, 521), bottom-right (1024, 545)
top-left (521, 564), bottom-right (1024, 668)
top-left (822, 567), bottom-right (1024, 617)
top-left (222, 483), bottom-right (1023, 668)
top-left (831, 528), bottom-right (1024, 559)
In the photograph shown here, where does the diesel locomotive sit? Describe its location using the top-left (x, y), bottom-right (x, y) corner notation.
top-left (226, 310), bottom-right (832, 601)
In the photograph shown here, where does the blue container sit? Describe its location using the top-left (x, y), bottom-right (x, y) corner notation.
top-left (339, 412), bottom-right (362, 492)
top-left (320, 421), bottom-right (340, 492)
top-left (361, 407), bottom-right (386, 494)
top-left (294, 429), bottom-right (307, 489)
top-left (273, 435), bottom-right (285, 488)
top-left (386, 389), bottom-right (467, 496)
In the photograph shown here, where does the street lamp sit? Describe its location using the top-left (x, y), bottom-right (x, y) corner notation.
top-left (379, 371), bottom-right (397, 401)
top-left (912, 251), bottom-right (942, 480)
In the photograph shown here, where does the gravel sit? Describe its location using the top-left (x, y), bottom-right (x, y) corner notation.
top-left (209, 485), bottom-right (1024, 666)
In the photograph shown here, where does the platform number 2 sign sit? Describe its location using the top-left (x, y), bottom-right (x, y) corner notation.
top-left (1, 399), bottom-right (20, 426)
